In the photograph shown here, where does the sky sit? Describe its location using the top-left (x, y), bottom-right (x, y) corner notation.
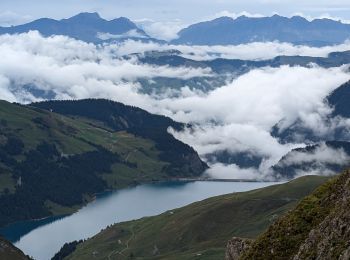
top-left (2, 0), bottom-right (350, 26)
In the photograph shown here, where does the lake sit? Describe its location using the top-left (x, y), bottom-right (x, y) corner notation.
top-left (1, 181), bottom-right (280, 260)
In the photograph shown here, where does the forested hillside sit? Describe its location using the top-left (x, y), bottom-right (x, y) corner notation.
top-left (0, 100), bottom-right (206, 227)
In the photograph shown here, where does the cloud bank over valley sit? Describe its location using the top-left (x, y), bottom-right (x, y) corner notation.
top-left (1, 31), bottom-right (350, 180)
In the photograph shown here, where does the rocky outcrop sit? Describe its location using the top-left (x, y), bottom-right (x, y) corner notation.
top-left (225, 237), bottom-right (253, 260)
top-left (238, 170), bottom-right (350, 260)
top-left (293, 172), bottom-right (350, 260)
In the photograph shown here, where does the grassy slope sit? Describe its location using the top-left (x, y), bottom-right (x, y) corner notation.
top-left (0, 100), bottom-right (174, 215)
top-left (66, 176), bottom-right (329, 260)
top-left (240, 170), bottom-right (350, 260)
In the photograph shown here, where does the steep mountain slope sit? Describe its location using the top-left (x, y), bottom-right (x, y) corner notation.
top-left (172, 15), bottom-right (350, 46)
top-left (271, 141), bottom-right (350, 180)
top-left (0, 12), bottom-right (153, 43)
top-left (31, 99), bottom-right (208, 176)
top-left (239, 169), bottom-right (350, 259)
top-left (0, 100), bottom-right (206, 227)
top-left (0, 237), bottom-right (29, 260)
top-left (56, 176), bottom-right (328, 260)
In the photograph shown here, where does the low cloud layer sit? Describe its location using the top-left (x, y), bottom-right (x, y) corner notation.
top-left (110, 39), bottom-right (350, 61)
top-left (280, 143), bottom-right (350, 167)
top-left (276, 143), bottom-right (350, 178)
top-left (0, 32), bottom-right (212, 103)
top-left (1, 32), bottom-right (350, 180)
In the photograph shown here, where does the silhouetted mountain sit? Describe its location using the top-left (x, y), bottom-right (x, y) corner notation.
top-left (0, 12), bottom-right (155, 43)
top-left (328, 80), bottom-right (350, 118)
top-left (172, 15), bottom-right (350, 46)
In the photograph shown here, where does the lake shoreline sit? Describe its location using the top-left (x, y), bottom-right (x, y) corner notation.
top-left (0, 177), bottom-right (277, 237)
top-left (10, 181), bottom-right (279, 260)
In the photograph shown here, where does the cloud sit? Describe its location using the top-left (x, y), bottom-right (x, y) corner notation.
top-left (0, 31), bottom-right (212, 103)
top-left (207, 10), bottom-right (265, 20)
top-left (205, 163), bottom-right (262, 180)
top-left (273, 142), bottom-right (350, 179)
top-left (96, 29), bottom-right (148, 40)
top-left (165, 65), bottom-right (350, 178)
top-left (1, 32), bottom-right (350, 180)
top-left (135, 19), bottom-right (185, 41)
top-left (107, 39), bottom-right (350, 61)
top-left (0, 11), bottom-right (32, 26)
top-left (280, 143), bottom-right (350, 166)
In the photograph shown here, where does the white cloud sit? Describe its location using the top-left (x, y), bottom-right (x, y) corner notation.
top-left (280, 143), bottom-right (350, 166)
top-left (108, 39), bottom-right (350, 61)
top-left (0, 11), bottom-right (32, 26)
top-left (96, 29), bottom-right (148, 41)
top-left (207, 10), bottom-right (265, 20)
top-left (0, 31), bottom-right (212, 103)
top-left (135, 19), bottom-right (185, 41)
top-left (205, 163), bottom-right (262, 180)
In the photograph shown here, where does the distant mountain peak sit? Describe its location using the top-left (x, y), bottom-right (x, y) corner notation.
top-left (271, 14), bottom-right (282, 18)
top-left (64, 12), bottom-right (102, 21)
top-left (0, 12), bottom-right (156, 43)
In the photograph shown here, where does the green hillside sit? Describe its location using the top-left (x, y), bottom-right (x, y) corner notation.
top-left (62, 175), bottom-right (328, 260)
top-left (0, 100), bottom-right (206, 227)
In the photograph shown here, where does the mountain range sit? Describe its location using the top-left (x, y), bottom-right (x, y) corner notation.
top-left (2, 13), bottom-right (350, 46)
top-left (172, 15), bottom-right (350, 46)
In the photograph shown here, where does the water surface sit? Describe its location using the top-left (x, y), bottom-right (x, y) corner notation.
top-left (5, 181), bottom-right (280, 259)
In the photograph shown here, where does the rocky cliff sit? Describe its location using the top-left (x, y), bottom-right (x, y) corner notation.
top-left (226, 170), bottom-right (350, 259)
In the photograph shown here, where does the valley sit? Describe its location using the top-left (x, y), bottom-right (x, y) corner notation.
top-left (57, 176), bottom-right (328, 259)
top-left (1, 5), bottom-right (350, 260)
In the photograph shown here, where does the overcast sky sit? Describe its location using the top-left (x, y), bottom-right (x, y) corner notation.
top-left (2, 0), bottom-right (350, 25)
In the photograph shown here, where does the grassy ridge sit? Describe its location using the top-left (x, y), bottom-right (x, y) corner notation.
top-left (65, 176), bottom-right (329, 260)
top-left (0, 101), bottom-right (168, 194)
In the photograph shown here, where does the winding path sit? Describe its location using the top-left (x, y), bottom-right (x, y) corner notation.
top-left (107, 226), bottom-right (135, 260)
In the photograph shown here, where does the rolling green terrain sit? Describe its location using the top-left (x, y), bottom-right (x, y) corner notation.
top-left (0, 100), bottom-right (206, 227)
top-left (61, 175), bottom-right (328, 260)
top-left (240, 170), bottom-right (350, 260)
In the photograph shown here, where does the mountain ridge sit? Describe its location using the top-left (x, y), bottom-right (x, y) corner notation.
top-left (172, 15), bottom-right (350, 46)
top-left (2, 13), bottom-right (350, 46)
